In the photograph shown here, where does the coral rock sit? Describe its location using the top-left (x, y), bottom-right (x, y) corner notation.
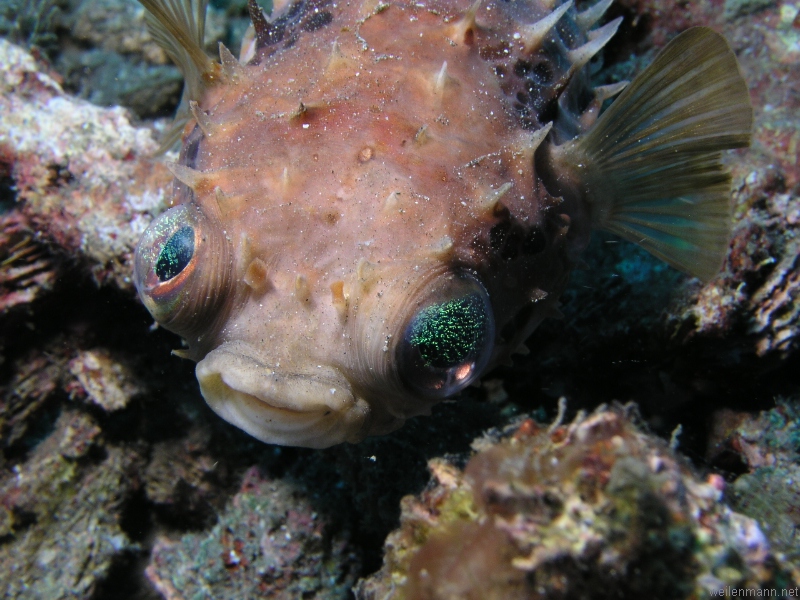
top-left (708, 398), bottom-right (800, 571)
top-left (0, 409), bottom-right (143, 599)
top-left (356, 407), bottom-right (793, 599)
top-left (67, 348), bottom-right (142, 411)
top-left (0, 38), bottom-right (172, 292)
top-left (145, 466), bottom-right (360, 600)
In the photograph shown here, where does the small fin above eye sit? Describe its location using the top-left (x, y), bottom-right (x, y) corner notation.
top-left (138, 0), bottom-right (222, 149)
top-left (552, 27), bottom-right (753, 281)
top-left (139, 0), bottom-right (220, 96)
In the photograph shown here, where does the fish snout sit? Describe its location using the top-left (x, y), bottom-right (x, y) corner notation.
top-left (196, 341), bottom-right (370, 448)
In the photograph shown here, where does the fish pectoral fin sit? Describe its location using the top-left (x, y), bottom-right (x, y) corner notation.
top-left (552, 27), bottom-right (752, 282)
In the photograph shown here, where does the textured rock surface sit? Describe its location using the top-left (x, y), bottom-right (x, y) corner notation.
top-left (0, 410), bottom-right (142, 598)
top-left (67, 348), bottom-right (144, 411)
top-left (145, 466), bottom-right (360, 600)
top-left (0, 37), bottom-right (172, 292)
top-left (707, 397), bottom-right (800, 565)
top-left (355, 407), bottom-right (796, 599)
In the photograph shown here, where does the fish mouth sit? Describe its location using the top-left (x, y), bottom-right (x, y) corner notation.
top-left (196, 341), bottom-right (369, 448)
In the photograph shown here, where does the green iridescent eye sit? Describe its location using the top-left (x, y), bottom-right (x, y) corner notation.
top-left (407, 294), bottom-right (489, 369)
top-left (398, 273), bottom-right (495, 399)
top-left (155, 226), bottom-right (195, 282)
top-left (134, 203), bottom-right (233, 341)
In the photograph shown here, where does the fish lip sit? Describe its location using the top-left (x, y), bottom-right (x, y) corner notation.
top-left (196, 341), bottom-right (368, 448)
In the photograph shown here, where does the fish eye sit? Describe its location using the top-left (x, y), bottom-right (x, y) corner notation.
top-left (397, 272), bottom-right (495, 399)
top-left (155, 226), bottom-right (195, 282)
top-left (133, 203), bottom-right (232, 341)
top-left (134, 205), bottom-right (199, 297)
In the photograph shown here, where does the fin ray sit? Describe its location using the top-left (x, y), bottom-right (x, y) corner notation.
top-left (553, 27), bottom-right (752, 281)
top-left (139, 0), bottom-right (221, 150)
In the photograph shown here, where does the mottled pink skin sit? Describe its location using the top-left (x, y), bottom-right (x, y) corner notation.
top-left (135, 0), bottom-right (596, 446)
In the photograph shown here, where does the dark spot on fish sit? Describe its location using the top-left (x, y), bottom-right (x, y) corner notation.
top-left (302, 11), bottom-right (333, 32)
top-left (531, 61), bottom-right (553, 84)
top-left (250, 0), bottom-right (334, 51)
top-left (180, 124), bottom-right (203, 169)
top-left (537, 97), bottom-right (559, 125)
top-left (522, 225), bottom-right (546, 255)
top-left (490, 220), bottom-right (511, 253)
top-left (513, 59), bottom-right (532, 78)
top-left (494, 65), bottom-right (506, 78)
top-left (491, 211), bottom-right (548, 261)
top-left (501, 229), bottom-right (522, 261)
top-left (479, 43), bottom-right (511, 61)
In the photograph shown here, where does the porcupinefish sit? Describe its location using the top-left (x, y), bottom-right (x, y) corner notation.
top-left (133, 0), bottom-right (752, 448)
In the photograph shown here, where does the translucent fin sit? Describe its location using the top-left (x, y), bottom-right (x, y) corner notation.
top-left (139, 0), bottom-right (221, 149)
top-left (139, 0), bottom-right (219, 97)
top-left (553, 28), bottom-right (752, 281)
top-left (155, 113), bottom-right (190, 154)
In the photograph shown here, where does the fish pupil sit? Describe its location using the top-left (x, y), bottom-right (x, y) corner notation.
top-left (407, 294), bottom-right (488, 368)
top-left (155, 226), bottom-right (194, 282)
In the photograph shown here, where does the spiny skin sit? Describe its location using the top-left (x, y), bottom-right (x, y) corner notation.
top-left (195, 0), bottom-right (578, 357)
top-left (134, 0), bottom-right (751, 447)
top-left (152, 0), bottom-right (582, 447)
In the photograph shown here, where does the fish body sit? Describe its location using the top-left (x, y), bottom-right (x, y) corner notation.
top-left (134, 0), bottom-right (752, 447)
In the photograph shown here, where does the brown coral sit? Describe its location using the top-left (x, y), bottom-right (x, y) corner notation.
top-left (356, 406), bottom-right (792, 599)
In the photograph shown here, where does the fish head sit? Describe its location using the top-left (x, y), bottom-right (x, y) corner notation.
top-left (134, 192), bottom-right (498, 447)
top-left (132, 0), bottom-right (573, 448)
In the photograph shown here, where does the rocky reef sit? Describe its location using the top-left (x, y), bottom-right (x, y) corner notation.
top-left (146, 466), bottom-right (360, 599)
top-left (0, 0), bottom-right (798, 598)
top-left (355, 405), bottom-right (797, 599)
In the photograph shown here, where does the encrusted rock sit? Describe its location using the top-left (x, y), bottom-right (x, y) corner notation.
top-left (67, 348), bottom-right (143, 411)
top-left (0, 38), bottom-right (172, 292)
top-left (0, 346), bottom-right (69, 449)
top-left (0, 409), bottom-right (143, 598)
top-left (356, 407), bottom-right (793, 599)
top-left (0, 212), bottom-right (58, 313)
top-left (145, 466), bottom-right (360, 600)
top-left (708, 397), bottom-right (800, 568)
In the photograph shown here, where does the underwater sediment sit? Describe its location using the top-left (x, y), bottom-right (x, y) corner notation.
top-left (0, 0), bottom-right (799, 598)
